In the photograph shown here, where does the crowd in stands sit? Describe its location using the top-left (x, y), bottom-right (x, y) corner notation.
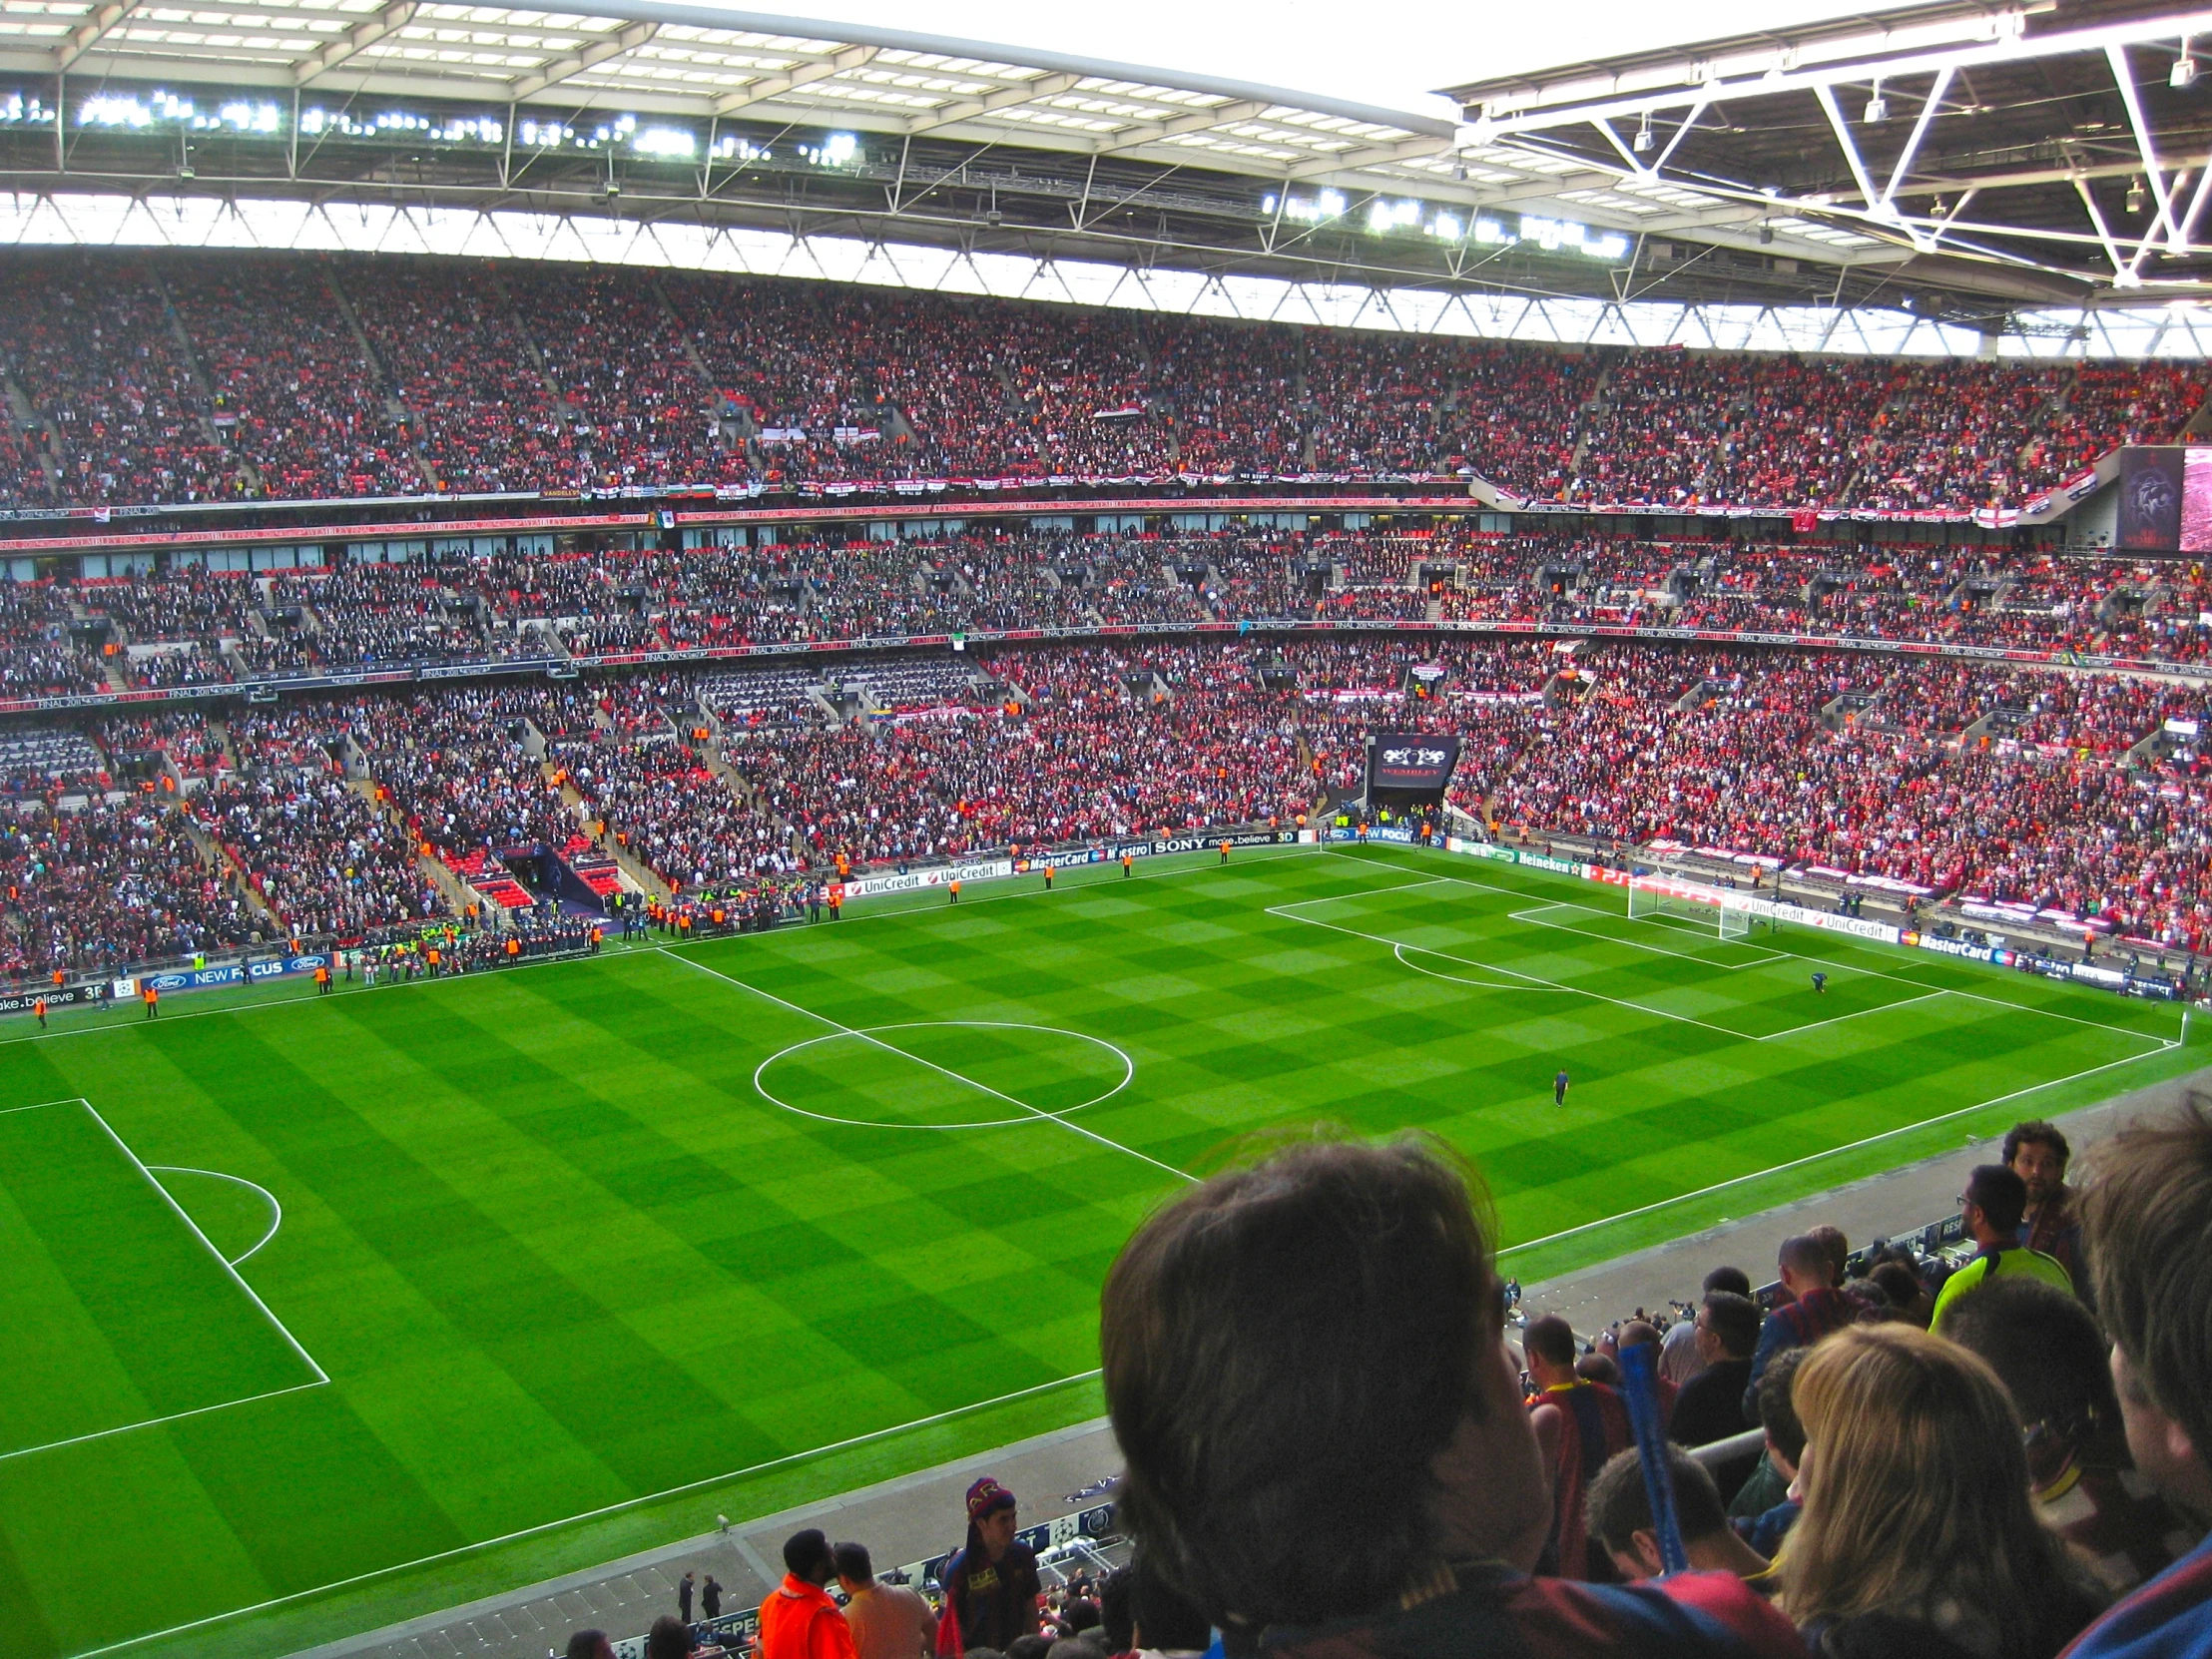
top-left (1081, 1111), bottom-right (2212, 1659)
top-left (3, 617), bottom-right (2212, 969)
top-left (0, 791), bottom-right (256, 974)
top-left (726, 643), bottom-right (1313, 861)
top-left (1, 530), bottom-right (2208, 699)
top-left (202, 707), bottom-right (442, 939)
top-left (0, 249), bottom-right (2202, 509)
top-left (574, 1108), bottom-right (2212, 1659)
top-left (162, 256), bottom-right (421, 501)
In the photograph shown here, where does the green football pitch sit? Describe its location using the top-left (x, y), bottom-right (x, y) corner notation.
top-left (0, 841), bottom-right (2196, 1659)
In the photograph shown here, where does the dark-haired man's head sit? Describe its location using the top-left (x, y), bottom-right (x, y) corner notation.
top-left (1937, 1276), bottom-right (2114, 1451)
top-left (1587, 1445), bottom-right (1760, 1580)
top-left (1776, 1234), bottom-right (1832, 1299)
top-left (832, 1540), bottom-right (874, 1594)
top-left (1100, 1136), bottom-right (1550, 1631)
top-left (1758, 1347), bottom-right (1811, 1476)
top-left (646, 1615), bottom-right (693, 1659)
top-left (1575, 1352), bottom-right (1622, 1387)
top-left (1962, 1164), bottom-right (2028, 1244)
top-left (566, 1633), bottom-right (614, 1659)
top-left (1702, 1265), bottom-right (1753, 1298)
top-left (1869, 1262), bottom-right (1928, 1325)
top-left (1522, 1313), bottom-right (1578, 1386)
top-left (2005, 1119), bottom-right (2072, 1207)
top-left (784, 1527), bottom-right (834, 1585)
top-left (2083, 1103), bottom-right (2212, 1518)
top-left (1698, 1292), bottom-right (1761, 1363)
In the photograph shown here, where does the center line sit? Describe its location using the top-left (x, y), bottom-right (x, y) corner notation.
top-left (663, 949), bottom-right (1198, 1184)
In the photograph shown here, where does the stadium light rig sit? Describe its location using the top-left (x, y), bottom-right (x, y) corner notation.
top-left (77, 90), bottom-right (282, 134)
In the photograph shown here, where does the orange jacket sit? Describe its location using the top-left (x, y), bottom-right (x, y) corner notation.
top-left (759, 1576), bottom-right (856, 1659)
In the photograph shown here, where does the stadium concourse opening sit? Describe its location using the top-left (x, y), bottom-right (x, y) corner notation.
top-left (13, 1), bottom-right (2212, 1656)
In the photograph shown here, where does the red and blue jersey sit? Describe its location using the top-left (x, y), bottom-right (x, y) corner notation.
top-left (2060, 1533), bottom-right (2212, 1659)
top-left (1251, 1561), bottom-right (1803, 1659)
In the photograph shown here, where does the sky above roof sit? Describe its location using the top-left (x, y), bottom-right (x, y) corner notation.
top-left (758, 0), bottom-right (1896, 121)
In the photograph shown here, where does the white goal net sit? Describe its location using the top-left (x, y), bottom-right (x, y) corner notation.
top-left (1627, 879), bottom-right (1756, 939)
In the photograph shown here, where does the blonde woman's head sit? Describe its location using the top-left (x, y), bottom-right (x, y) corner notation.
top-left (1782, 1324), bottom-right (2094, 1651)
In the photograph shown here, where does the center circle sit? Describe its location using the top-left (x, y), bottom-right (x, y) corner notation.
top-left (754, 1021), bottom-right (1135, 1130)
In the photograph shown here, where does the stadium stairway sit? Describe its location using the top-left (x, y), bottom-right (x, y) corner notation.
top-left (287, 1062), bottom-right (2212, 1659)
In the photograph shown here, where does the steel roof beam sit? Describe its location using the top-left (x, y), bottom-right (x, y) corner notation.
top-left (1458, 8), bottom-right (2212, 138)
top-left (1086, 100), bottom-right (1269, 156)
top-left (506, 19), bottom-right (659, 103)
top-left (1285, 133), bottom-right (1453, 182)
top-left (711, 43), bottom-right (877, 117)
top-left (52, 0), bottom-right (138, 73)
top-left (293, 0), bottom-right (418, 88)
top-left (1879, 65), bottom-right (1952, 220)
top-left (900, 71), bottom-right (1081, 136)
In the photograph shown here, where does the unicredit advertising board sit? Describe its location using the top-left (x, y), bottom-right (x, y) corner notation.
top-left (1367, 733), bottom-right (1460, 796)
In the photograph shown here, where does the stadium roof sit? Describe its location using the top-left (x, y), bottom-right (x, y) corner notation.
top-left (1444, 0), bottom-right (2212, 304)
top-left (0, 0), bottom-right (2209, 346)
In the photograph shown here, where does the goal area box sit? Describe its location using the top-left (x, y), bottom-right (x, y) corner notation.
top-left (1627, 879), bottom-right (1757, 939)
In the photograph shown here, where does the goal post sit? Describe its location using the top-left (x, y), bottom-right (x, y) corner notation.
top-left (1627, 878), bottom-right (1758, 939)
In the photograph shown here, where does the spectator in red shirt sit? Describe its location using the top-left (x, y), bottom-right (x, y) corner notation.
top-left (761, 1530), bottom-right (857, 1659)
top-left (1525, 1313), bottom-right (1636, 1581)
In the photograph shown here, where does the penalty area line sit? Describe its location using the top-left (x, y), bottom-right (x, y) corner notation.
top-left (660, 950), bottom-right (1197, 1185)
top-left (0, 1380), bottom-right (324, 1466)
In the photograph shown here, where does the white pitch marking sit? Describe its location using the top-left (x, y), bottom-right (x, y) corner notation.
top-left (145, 1165), bottom-right (284, 1265)
top-left (1283, 906), bottom-right (1752, 1037)
top-left (663, 951), bottom-right (1196, 1184)
top-left (1498, 1031), bottom-right (2184, 1261)
top-left (1505, 903), bottom-right (1789, 969)
top-left (1262, 874), bottom-right (1452, 920)
top-left (1323, 844), bottom-right (2178, 1048)
top-left (1393, 942), bottom-right (1571, 994)
top-left (0, 1381), bottom-right (325, 1465)
top-left (65, 1368), bottom-right (1109, 1659)
top-left (0, 1100), bottom-right (326, 1463)
top-left (1287, 870), bottom-right (2165, 1050)
top-left (1751, 990), bottom-right (1948, 1042)
top-left (74, 1097), bottom-right (327, 1383)
top-left (754, 1020), bottom-right (1134, 1131)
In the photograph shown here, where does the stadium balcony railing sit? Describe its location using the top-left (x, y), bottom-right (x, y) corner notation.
top-left (0, 611), bottom-right (2205, 719)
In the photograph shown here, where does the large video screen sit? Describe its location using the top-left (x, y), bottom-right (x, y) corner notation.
top-left (2117, 446), bottom-right (2212, 551)
top-left (1367, 732), bottom-right (1460, 798)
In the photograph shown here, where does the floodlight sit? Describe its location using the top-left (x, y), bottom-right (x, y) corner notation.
top-left (1759, 221), bottom-right (1774, 244)
top-left (1864, 79), bottom-right (1888, 123)
top-left (2175, 57), bottom-right (2198, 88)
top-left (1633, 117), bottom-right (1653, 153)
top-left (2128, 176), bottom-right (2146, 214)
